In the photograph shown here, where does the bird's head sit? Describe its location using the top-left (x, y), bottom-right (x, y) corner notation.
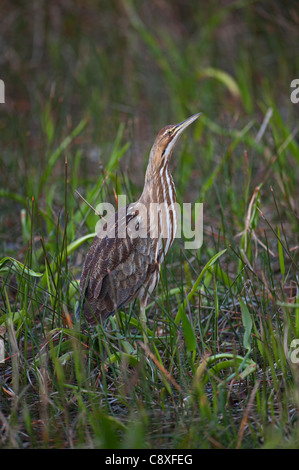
top-left (147, 113), bottom-right (201, 175)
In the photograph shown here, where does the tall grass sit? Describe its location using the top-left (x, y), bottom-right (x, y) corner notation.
top-left (0, 1), bottom-right (299, 448)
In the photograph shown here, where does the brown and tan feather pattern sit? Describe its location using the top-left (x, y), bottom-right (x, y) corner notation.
top-left (78, 113), bottom-right (200, 329)
top-left (80, 206), bottom-right (158, 325)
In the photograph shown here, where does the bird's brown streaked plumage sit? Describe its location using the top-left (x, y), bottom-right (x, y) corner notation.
top-left (79, 208), bottom-right (158, 324)
top-left (78, 113), bottom-right (200, 334)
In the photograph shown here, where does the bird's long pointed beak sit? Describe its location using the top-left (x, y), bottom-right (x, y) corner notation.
top-left (174, 113), bottom-right (201, 137)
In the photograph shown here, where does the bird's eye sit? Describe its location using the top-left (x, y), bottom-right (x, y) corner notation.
top-left (168, 130), bottom-right (172, 136)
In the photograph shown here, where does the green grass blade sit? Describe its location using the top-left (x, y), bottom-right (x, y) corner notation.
top-left (175, 249), bottom-right (227, 325)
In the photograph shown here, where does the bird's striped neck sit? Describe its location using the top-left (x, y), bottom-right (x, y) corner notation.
top-left (139, 160), bottom-right (177, 261)
top-left (141, 159), bottom-right (176, 206)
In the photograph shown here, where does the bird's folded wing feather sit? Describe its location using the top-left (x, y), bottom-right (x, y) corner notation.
top-left (79, 205), bottom-right (157, 323)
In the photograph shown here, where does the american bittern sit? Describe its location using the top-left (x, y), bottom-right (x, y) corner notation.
top-left (77, 113), bottom-right (200, 341)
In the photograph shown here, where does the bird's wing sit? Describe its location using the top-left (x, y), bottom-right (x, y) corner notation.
top-left (79, 204), bottom-right (158, 324)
